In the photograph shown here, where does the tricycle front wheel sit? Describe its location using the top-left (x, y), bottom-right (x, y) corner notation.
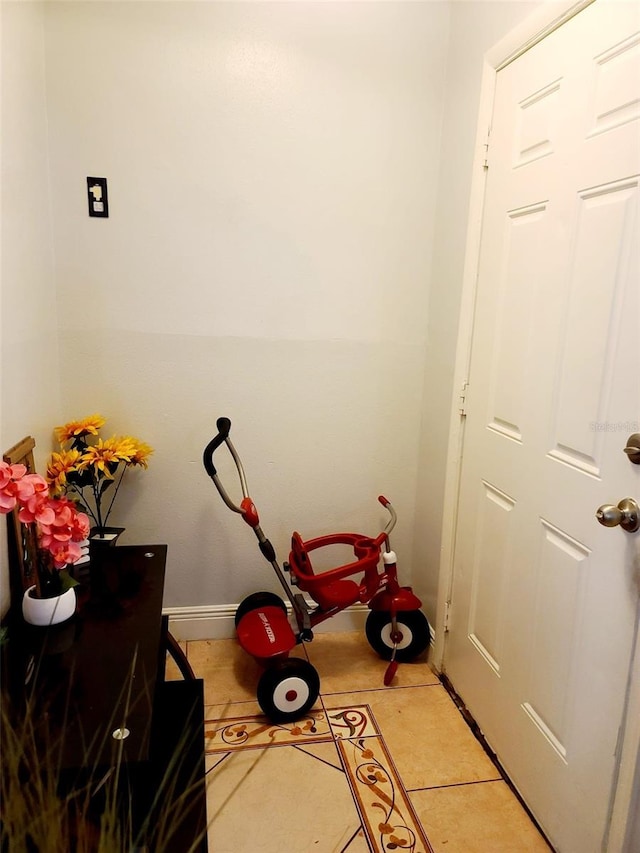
top-left (365, 609), bottom-right (431, 662)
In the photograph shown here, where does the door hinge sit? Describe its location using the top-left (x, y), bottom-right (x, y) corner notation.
top-left (443, 600), bottom-right (452, 633)
top-left (483, 127), bottom-right (491, 170)
top-left (459, 380), bottom-right (469, 417)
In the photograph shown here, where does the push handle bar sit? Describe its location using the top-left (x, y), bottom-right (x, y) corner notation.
top-left (203, 417), bottom-right (250, 515)
top-left (202, 417), bottom-right (231, 478)
top-left (378, 495), bottom-right (397, 540)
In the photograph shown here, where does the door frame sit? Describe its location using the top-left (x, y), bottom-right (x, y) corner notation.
top-left (434, 0), bottom-right (639, 848)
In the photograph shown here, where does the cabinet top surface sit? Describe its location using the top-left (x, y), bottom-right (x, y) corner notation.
top-left (3, 544), bottom-right (168, 770)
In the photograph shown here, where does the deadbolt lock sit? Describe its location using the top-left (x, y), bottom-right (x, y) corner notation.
top-left (596, 498), bottom-right (640, 533)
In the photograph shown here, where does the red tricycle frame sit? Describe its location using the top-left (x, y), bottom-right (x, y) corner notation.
top-left (203, 417), bottom-right (431, 722)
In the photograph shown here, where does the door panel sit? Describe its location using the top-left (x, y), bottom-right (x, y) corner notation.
top-left (551, 179), bottom-right (638, 477)
top-left (468, 480), bottom-right (515, 673)
top-left (445, 2), bottom-right (640, 851)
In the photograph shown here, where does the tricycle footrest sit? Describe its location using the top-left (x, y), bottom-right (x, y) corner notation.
top-left (237, 605), bottom-right (296, 660)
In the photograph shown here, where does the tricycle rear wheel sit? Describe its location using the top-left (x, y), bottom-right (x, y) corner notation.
top-left (235, 591), bottom-right (287, 628)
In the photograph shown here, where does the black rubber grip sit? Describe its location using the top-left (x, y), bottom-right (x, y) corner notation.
top-left (259, 539), bottom-right (276, 563)
top-left (203, 417), bottom-right (232, 478)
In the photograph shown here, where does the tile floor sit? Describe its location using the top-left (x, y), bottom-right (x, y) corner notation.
top-left (168, 632), bottom-right (554, 853)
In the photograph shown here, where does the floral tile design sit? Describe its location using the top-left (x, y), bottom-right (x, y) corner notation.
top-left (327, 704), bottom-right (380, 739)
top-left (338, 734), bottom-right (435, 853)
top-left (204, 709), bottom-right (331, 752)
top-left (204, 703), bottom-right (432, 852)
top-left (329, 686), bottom-right (501, 790)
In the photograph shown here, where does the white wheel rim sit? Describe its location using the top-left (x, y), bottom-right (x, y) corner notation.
top-left (272, 676), bottom-right (310, 713)
top-left (380, 621), bottom-right (413, 651)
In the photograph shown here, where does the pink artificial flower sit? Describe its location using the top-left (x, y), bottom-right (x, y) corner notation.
top-left (1, 460), bottom-right (88, 570)
top-left (48, 539), bottom-right (82, 570)
top-left (0, 460), bottom-right (27, 486)
top-left (36, 496), bottom-right (89, 567)
top-left (71, 510), bottom-right (90, 540)
top-left (39, 500), bottom-right (73, 542)
top-left (0, 460), bottom-right (28, 512)
top-left (17, 476), bottom-right (55, 525)
top-left (14, 471), bottom-right (47, 499)
top-left (0, 460), bottom-right (26, 483)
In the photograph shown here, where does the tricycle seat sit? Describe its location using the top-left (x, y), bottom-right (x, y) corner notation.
top-left (289, 531), bottom-right (381, 609)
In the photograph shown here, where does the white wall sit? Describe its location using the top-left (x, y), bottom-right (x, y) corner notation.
top-left (1, 0), bottom-right (550, 626)
top-left (1, 1), bottom-right (62, 615)
top-left (41, 1), bottom-right (451, 611)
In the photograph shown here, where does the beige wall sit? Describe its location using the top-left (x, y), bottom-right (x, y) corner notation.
top-left (39, 1), bottom-right (451, 611)
top-left (1, 1), bottom-right (62, 615)
top-left (1, 0), bottom-right (547, 625)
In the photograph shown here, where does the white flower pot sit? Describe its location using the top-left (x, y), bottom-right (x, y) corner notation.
top-left (22, 585), bottom-right (76, 627)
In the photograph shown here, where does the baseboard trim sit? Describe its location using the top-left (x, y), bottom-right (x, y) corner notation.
top-left (164, 601), bottom-right (370, 641)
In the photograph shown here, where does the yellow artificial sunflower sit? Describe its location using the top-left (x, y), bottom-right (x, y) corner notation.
top-left (77, 437), bottom-right (132, 479)
top-left (47, 415), bottom-right (153, 531)
top-left (45, 449), bottom-right (82, 496)
top-left (55, 414), bottom-right (106, 444)
top-left (106, 435), bottom-right (139, 462)
top-left (127, 438), bottom-right (154, 468)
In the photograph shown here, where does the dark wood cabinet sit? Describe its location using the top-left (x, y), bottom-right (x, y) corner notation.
top-left (1, 544), bottom-right (208, 852)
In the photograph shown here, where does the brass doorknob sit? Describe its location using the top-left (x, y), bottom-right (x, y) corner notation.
top-left (624, 434), bottom-right (640, 464)
top-left (596, 498), bottom-right (640, 533)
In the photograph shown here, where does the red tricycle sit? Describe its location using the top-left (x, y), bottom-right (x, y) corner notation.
top-left (203, 417), bottom-right (431, 723)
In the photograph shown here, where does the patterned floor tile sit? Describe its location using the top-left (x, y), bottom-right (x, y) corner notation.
top-left (338, 734), bottom-right (434, 853)
top-left (186, 638), bottom-right (305, 706)
top-left (192, 632), bottom-right (549, 853)
top-left (325, 704), bottom-right (380, 739)
top-left (327, 685), bottom-right (501, 789)
top-left (304, 630), bottom-right (439, 694)
top-left (205, 708), bottom-right (332, 752)
top-left (343, 827), bottom-right (373, 851)
top-left (206, 741), bottom-right (362, 853)
top-left (410, 781), bottom-right (552, 852)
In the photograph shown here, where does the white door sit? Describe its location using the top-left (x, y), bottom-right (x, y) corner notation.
top-left (445, 2), bottom-right (640, 851)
